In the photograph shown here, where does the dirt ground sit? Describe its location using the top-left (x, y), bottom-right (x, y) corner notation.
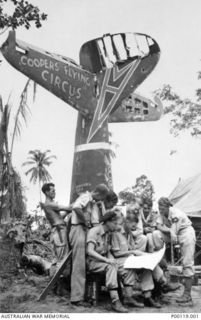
top-left (0, 273), bottom-right (201, 314)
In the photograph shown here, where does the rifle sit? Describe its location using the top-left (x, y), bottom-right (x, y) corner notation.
top-left (37, 250), bottom-right (72, 301)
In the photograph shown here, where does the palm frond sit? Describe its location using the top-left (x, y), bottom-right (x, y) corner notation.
top-left (22, 160), bottom-right (35, 166)
top-left (24, 167), bottom-right (36, 176)
top-left (10, 79), bottom-right (34, 157)
top-left (44, 155), bottom-right (57, 161)
top-left (42, 160), bottom-right (55, 166)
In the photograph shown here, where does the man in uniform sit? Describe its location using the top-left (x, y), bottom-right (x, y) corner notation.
top-left (41, 182), bottom-right (72, 261)
top-left (154, 197), bottom-right (196, 304)
top-left (126, 207), bottom-right (180, 296)
top-left (126, 205), bottom-right (147, 252)
top-left (70, 184), bottom-right (109, 306)
top-left (95, 190), bottom-right (118, 221)
top-left (87, 211), bottom-right (136, 312)
top-left (111, 212), bottom-right (162, 308)
top-left (141, 198), bottom-right (160, 252)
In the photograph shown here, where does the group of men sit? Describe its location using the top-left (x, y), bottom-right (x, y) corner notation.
top-left (40, 182), bottom-right (196, 312)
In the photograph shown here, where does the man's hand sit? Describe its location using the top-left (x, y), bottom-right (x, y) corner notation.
top-left (144, 227), bottom-right (153, 234)
top-left (105, 258), bottom-right (117, 266)
top-left (170, 230), bottom-right (177, 244)
top-left (131, 249), bottom-right (146, 256)
top-left (85, 221), bottom-right (91, 229)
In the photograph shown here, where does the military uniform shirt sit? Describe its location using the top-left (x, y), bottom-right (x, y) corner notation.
top-left (156, 213), bottom-right (171, 227)
top-left (111, 228), bottom-right (135, 254)
top-left (168, 207), bottom-right (192, 235)
top-left (86, 224), bottom-right (110, 256)
top-left (72, 191), bottom-right (99, 225)
top-left (156, 207), bottom-right (191, 234)
top-left (141, 210), bottom-right (160, 229)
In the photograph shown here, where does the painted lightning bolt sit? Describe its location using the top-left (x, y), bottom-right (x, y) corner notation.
top-left (87, 58), bottom-right (141, 143)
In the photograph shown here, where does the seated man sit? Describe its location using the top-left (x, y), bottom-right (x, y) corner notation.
top-left (87, 211), bottom-right (134, 313)
top-left (126, 205), bottom-right (147, 252)
top-left (141, 197), bottom-right (160, 252)
top-left (111, 212), bottom-right (161, 308)
top-left (126, 209), bottom-right (179, 296)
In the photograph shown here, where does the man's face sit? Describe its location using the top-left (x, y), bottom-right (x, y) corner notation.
top-left (93, 192), bottom-right (105, 202)
top-left (115, 216), bottom-right (124, 231)
top-left (124, 218), bottom-right (137, 232)
top-left (124, 219), bottom-right (130, 232)
top-left (130, 220), bottom-right (138, 231)
top-left (143, 204), bottom-right (151, 216)
top-left (105, 200), bottom-right (114, 209)
top-left (47, 186), bottom-right (56, 200)
top-left (107, 219), bottom-right (118, 232)
top-left (158, 204), bottom-right (169, 217)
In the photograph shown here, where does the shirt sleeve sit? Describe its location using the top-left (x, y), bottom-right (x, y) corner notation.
top-left (111, 232), bottom-right (121, 252)
top-left (156, 214), bottom-right (163, 225)
top-left (132, 227), bottom-right (143, 238)
top-left (73, 193), bottom-right (90, 209)
top-left (86, 227), bottom-right (98, 245)
top-left (169, 207), bottom-right (181, 235)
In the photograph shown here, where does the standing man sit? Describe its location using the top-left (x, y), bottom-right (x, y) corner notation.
top-left (96, 190), bottom-right (118, 221)
top-left (155, 197), bottom-right (196, 304)
top-left (41, 182), bottom-right (72, 261)
top-left (70, 184), bottom-right (109, 306)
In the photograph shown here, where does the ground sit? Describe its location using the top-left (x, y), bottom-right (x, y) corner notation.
top-left (0, 273), bottom-right (201, 314)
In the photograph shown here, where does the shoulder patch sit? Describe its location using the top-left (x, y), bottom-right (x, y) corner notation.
top-left (172, 217), bottom-right (179, 223)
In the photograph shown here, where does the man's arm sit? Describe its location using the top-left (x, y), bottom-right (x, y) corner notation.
top-left (40, 202), bottom-right (72, 219)
top-left (156, 223), bottom-right (171, 234)
top-left (40, 202), bottom-right (72, 212)
top-left (87, 242), bottom-right (116, 265)
top-left (132, 227), bottom-right (143, 238)
top-left (73, 207), bottom-right (87, 224)
top-left (144, 226), bottom-right (154, 234)
top-left (112, 250), bottom-right (132, 258)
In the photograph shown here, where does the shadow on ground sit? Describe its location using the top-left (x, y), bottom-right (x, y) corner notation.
top-left (1, 274), bottom-right (201, 313)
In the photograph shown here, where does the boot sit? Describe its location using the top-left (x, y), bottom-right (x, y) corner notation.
top-left (124, 297), bottom-right (144, 308)
top-left (176, 277), bottom-right (193, 304)
top-left (144, 297), bottom-right (161, 308)
top-left (161, 281), bottom-right (180, 293)
top-left (112, 300), bottom-right (128, 313)
top-left (124, 285), bottom-right (144, 308)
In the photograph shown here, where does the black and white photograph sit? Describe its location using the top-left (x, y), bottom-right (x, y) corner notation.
top-left (0, 0), bottom-right (201, 316)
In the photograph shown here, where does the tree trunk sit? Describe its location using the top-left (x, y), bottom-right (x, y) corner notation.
top-left (38, 180), bottom-right (42, 214)
top-left (0, 110), bottom-right (6, 187)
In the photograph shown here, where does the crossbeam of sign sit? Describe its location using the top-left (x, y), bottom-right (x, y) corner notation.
top-left (109, 94), bottom-right (163, 123)
top-left (1, 32), bottom-right (160, 139)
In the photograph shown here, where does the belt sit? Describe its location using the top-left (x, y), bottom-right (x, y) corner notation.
top-left (52, 223), bottom-right (65, 227)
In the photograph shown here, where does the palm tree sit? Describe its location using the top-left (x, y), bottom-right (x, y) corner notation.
top-left (0, 79), bottom-right (36, 221)
top-left (22, 149), bottom-right (56, 202)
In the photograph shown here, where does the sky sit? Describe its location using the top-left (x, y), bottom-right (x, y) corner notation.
top-left (1, 0), bottom-right (201, 213)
